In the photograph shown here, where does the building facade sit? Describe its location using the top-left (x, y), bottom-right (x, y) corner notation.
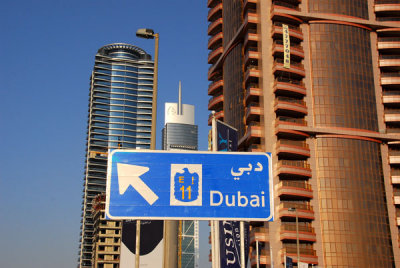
top-left (162, 101), bottom-right (198, 151)
top-left (91, 194), bottom-right (122, 268)
top-left (79, 43), bottom-right (154, 267)
top-left (207, 0), bottom-right (400, 266)
top-left (162, 91), bottom-right (200, 268)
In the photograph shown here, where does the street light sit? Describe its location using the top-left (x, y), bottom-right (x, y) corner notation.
top-left (136, 28), bottom-right (159, 151)
top-left (135, 28), bottom-right (159, 268)
top-left (288, 207), bottom-right (300, 266)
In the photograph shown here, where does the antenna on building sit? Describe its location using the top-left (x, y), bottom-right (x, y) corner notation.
top-left (178, 81), bottom-right (182, 115)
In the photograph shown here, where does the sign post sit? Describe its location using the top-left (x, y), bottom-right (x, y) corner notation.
top-left (106, 150), bottom-right (273, 221)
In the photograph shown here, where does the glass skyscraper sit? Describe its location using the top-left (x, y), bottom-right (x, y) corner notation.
top-left (162, 88), bottom-right (199, 268)
top-left (78, 43), bottom-right (154, 267)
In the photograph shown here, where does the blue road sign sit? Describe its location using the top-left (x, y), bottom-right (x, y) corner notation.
top-left (105, 150), bottom-right (273, 221)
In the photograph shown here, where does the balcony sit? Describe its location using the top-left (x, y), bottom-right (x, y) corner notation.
top-left (273, 59), bottom-right (305, 78)
top-left (275, 96), bottom-right (307, 117)
top-left (207, 3), bottom-right (222, 22)
top-left (378, 37), bottom-right (400, 51)
top-left (242, 123), bottom-right (262, 144)
top-left (208, 32), bottom-right (223, 50)
top-left (245, 67), bottom-right (261, 84)
top-left (244, 0), bottom-right (258, 13)
top-left (274, 78), bottom-right (306, 97)
top-left (276, 117), bottom-right (309, 139)
top-left (208, 47), bottom-right (223, 64)
top-left (394, 192), bottom-right (400, 205)
top-left (248, 144), bottom-right (263, 152)
top-left (208, 94), bottom-right (224, 110)
top-left (244, 29), bottom-right (260, 49)
top-left (250, 227), bottom-right (268, 245)
top-left (250, 249), bottom-right (271, 267)
top-left (280, 223), bottom-right (316, 242)
top-left (276, 116), bottom-right (306, 126)
top-left (389, 150), bottom-right (400, 164)
top-left (208, 79), bottom-right (223, 96)
top-left (385, 109), bottom-right (400, 123)
top-left (392, 169), bottom-right (400, 184)
top-left (381, 72), bottom-right (400, 86)
top-left (273, 41), bottom-right (304, 60)
top-left (272, 23), bottom-right (303, 42)
top-left (246, 85), bottom-right (261, 105)
top-left (245, 50), bottom-right (261, 66)
top-left (208, 18), bottom-right (223, 36)
top-left (279, 202), bottom-right (315, 220)
top-left (277, 160), bottom-right (312, 178)
top-left (383, 91), bottom-right (400, 105)
top-left (277, 139), bottom-right (310, 159)
top-left (278, 180), bottom-right (312, 199)
top-left (244, 9), bottom-right (260, 27)
top-left (375, 1), bottom-right (400, 14)
top-left (246, 103), bottom-right (262, 122)
top-left (208, 66), bottom-right (222, 81)
top-left (207, 0), bottom-right (221, 8)
top-left (272, 1), bottom-right (301, 11)
top-left (379, 55), bottom-right (400, 71)
top-left (377, 17), bottom-right (400, 22)
top-left (281, 247), bottom-right (318, 265)
top-left (208, 110), bottom-right (224, 125)
top-left (377, 28), bottom-right (400, 37)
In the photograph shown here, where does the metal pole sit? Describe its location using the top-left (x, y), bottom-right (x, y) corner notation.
top-left (211, 112), bottom-right (219, 268)
top-left (256, 240), bottom-right (259, 268)
top-left (240, 221), bottom-right (245, 268)
top-left (270, 242), bottom-right (273, 268)
top-left (137, 31), bottom-right (159, 268)
top-left (284, 252), bottom-right (286, 268)
top-left (135, 220), bottom-right (141, 268)
top-left (150, 33), bottom-right (159, 150)
top-left (295, 210), bottom-right (300, 266)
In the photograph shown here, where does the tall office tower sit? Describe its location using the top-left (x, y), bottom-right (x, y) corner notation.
top-left (78, 43), bottom-right (154, 267)
top-left (207, 0), bottom-right (400, 266)
top-left (162, 85), bottom-right (199, 268)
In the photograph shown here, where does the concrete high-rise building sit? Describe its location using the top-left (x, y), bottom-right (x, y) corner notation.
top-left (207, 0), bottom-right (400, 266)
top-left (162, 84), bottom-right (199, 268)
top-left (91, 194), bottom-right (122, 268)
top-left (78, 43), bottom-right (154, 267)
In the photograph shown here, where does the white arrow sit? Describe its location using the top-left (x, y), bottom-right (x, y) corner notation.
top-left (116, 163), bottom-right (159, 205)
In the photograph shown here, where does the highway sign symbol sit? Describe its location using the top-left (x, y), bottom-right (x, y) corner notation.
top-left (105, 150), bottom-right (273, 221)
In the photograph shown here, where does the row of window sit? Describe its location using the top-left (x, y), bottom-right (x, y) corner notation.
top-left (92, 104), bottom-right (151, 112)
top-left (93, 110), bottom-right (152, 119)
top-left (95, 63), bottom-right (153, 73)
top-left (91, 140), bottom-right (150, 148)
top-left (95, 69), bottom-right (153, 79)
top-left (95, 81), bottom-right (153, 90)
top-left (93, 93), bottom-right (152, 102)
top-left (93, 99), bottom-right (152, 107)
top-left (93, 122), bottom-right (151, 131)
top-left (92, 129), bottom-right (151, 137)
top-left (91, 116), bottom-right (151, 126)
top-left (95, 76), bottom-right (152, 84)
top-left (93, 86), bottom-right (153, 96)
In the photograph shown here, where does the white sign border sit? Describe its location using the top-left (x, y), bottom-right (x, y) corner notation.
top-left (105, 149), bottom-right (274, 221)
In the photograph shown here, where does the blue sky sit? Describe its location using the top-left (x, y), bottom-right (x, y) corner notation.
top-left (0, 1), bottom-right (211, 267)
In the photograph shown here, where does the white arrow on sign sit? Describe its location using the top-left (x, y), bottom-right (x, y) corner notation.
top-left (117, 163), bottom-right (159, 205)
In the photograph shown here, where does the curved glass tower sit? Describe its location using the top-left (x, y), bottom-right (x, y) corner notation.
top-left (78, 43), bottom-right (154, 267)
